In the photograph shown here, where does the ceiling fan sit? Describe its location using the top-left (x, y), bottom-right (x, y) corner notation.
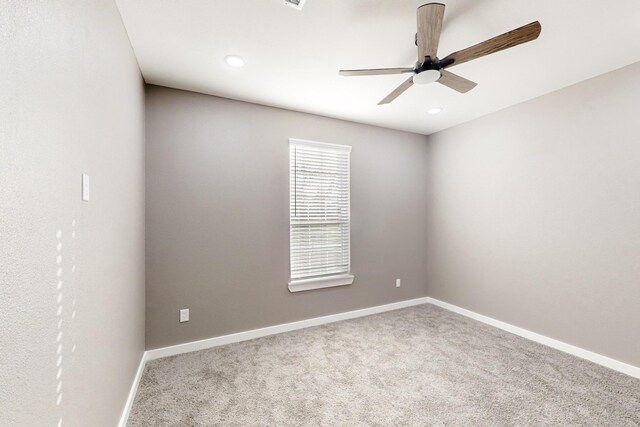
top-left (339, 3), bottom-right (541, 105)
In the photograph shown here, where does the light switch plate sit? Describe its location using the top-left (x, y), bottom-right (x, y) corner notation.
top-left (81, 174), bottom-right (90, 201)
top-left (396, 279), bottom-right (401, 288)
top-left (180, 308), bottom-right (189, 323)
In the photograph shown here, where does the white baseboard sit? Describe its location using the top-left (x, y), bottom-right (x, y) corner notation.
top-left (426, 297), bottom-right (640, 379)
top-left (118, 351), bottom-right (147, 427)
top-left (145, 296), bottom-right (431, 361)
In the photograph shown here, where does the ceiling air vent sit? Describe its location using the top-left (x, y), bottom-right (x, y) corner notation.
top-left (284, 0), bottom-right (306, 11)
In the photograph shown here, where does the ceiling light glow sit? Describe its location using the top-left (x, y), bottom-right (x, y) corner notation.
top-left (427, 107), bottom-right (443, 115)
top-left (224, 55), bottom-right (245, 68)
top-left (413, 69), bottom-right (441, 85)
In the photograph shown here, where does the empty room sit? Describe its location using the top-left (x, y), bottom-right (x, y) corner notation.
top-left (2, 0), bottom-right (640, 425)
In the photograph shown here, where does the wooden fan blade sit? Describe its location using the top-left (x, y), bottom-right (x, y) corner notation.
top-left (378, 76), bottom-right (414, 105)
top-left (441, 21), bottom-right (541, 68)
top-left (417, 3), bottom-right (445, 63)
top-left (438, 70), bottom-right (477, 93)
top-left (339, 68), bottom-right (414, 77)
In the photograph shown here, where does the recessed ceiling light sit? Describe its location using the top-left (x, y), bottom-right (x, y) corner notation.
top-left (224, 55), bottom-right (245, 68)
top-left (427, 107), bottom-right (443, 115)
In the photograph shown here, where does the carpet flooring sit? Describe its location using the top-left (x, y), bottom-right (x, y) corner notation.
top-left (128, 305), bottom-right (640, 426)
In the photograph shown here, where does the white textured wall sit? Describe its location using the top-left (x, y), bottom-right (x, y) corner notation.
top-left (0, 1), bottom-right (145, 425)
top-left (426, 62), bottom-right (640, 367)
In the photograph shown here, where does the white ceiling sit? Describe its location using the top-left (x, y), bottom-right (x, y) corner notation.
top-left (116, 0), bottom-right (640, 135)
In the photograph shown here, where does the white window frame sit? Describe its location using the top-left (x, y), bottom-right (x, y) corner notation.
top-left (288, 138), bottom-right (354, 292)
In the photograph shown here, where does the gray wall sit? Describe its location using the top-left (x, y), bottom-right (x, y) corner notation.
top-left (0, 1), bottom-right (145, 425)
top-left (145, 86), bottom-right (429, 350)
top-left (426, 62), bottom-right (640, 367)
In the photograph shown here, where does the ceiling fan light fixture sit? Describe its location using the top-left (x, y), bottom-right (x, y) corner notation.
top-left (338, 2), bottom-right (541, 105)
top-left (224, 55), bottom-right (245, 68)
top-left (427, 107), bottom-right (443, 115)
top-left (413, 69), bottom-right (441, 85)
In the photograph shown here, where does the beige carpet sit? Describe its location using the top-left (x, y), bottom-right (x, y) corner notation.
top-left (128, 305), bottom-right (640, 426)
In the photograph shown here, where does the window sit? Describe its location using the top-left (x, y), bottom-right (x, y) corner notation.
top-left (288, 139), bottom-right (354, 292)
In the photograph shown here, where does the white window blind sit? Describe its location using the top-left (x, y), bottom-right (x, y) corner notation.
top-left (289, 139), bottom-right (353, 292)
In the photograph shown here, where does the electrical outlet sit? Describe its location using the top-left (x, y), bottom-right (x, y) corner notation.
top-left (396, 279), bottom-right (401, 288)
top-left (179, 308), bottom-right (189, 323)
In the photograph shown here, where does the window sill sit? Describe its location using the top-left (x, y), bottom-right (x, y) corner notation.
top-left (288, 274), bottom-right (354, 293)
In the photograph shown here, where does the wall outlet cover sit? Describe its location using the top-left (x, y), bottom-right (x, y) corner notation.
top-left (179, 308), bottom-right (189, 322)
